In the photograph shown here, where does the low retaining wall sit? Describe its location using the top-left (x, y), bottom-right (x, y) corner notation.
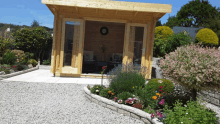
top-left (84, 86), bottom-right (163, 124)
top-left (0, 65), bottom-right (39, 80)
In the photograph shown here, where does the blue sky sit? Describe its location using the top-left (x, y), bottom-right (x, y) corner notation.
top-left (0, 0), bottom-right (219, 29)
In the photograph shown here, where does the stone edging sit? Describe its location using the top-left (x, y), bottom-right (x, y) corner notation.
top-left (84, 86), bottom-right (163, 124)
top-left (0, 65), bottom-right (39, 80)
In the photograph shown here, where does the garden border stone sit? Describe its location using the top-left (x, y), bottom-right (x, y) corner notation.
top-left (0, 65), bottom-right (39, 80)
top-left (84, 86), bottom-right (164, 124)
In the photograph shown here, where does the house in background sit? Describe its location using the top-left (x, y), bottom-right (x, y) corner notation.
top-left (172, 26), bottom-right (204, 41)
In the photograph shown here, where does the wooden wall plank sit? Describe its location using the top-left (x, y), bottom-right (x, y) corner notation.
top-left (50, 9), bottom-right (58, 74)
top-left (59, 17), bottom-right (66, 73)
top-left (145, 19), bottom-right (157, 79)
top-left (77, 19), bottom-right (85, 75)
top-left (141, 24), bottom-right (147, 68)
top-left (55, 15), bottom-right (63, 72)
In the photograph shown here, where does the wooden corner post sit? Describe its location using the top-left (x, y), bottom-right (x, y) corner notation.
top-left (145, 19), bottom-right (157, 79)
top-left (50, 9), bottom-right (58, 74)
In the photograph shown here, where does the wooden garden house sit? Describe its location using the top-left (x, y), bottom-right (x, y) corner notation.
top-left (42, 0), bottom-right (172, 79)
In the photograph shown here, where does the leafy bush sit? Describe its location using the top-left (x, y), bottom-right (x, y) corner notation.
top-left (153, 32), bottom-right (193, 57)
top-left (137, 89), bottom-right (158, 109)
top-left (99, 87), bottom-right (115, 99)
top-left (90, 85), bottom-right (106, 95)
top-left (117, 92), bottom-right (133, 104)
top-left (0, 36), bottom-right (14, 57)
top-left (155, 26), bottom-right (174, 40)
top-left (159, 44), bottom-right (220, 100)
top-left (145, 79), bottom-right (175, 94)
top-left (42, 59), bottom-right (51, 65)
top-left (109, 71), bottom-right (146, 95)
top-left (27, 59), bottom-right (38, 67)
top-left (24, 52), bottom-right (34, 64)
top-left (163, 99), bottom-right (218, 124)
top-left (1, 51), bottom-right (16, 65)
top-left (195, 28), bottom-right (219, 47)
top-left (165, 32), bottom-right (193, 54)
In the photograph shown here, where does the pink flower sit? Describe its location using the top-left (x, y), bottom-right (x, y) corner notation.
top-left (102, 66), bottom-right (106, 70)
top-left (156, 111), bottom-right (163, 118)
top-left (159, 86), bottom-right (163, 89)
top-left (159, 99), bottom-right (165, 105)
top-left (151, 113), bottom-right (154, 118)
top-left (114, 97), bottom-right (118, 101)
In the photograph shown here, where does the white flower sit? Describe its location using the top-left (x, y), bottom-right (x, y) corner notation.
top-left (133, 95), bottom-right (135, 97)
top-left (96, 90), bottom-right (99, 92)
top-left (158, 80), bottom-right (163, 83)
top-left (118, 99), bottom-right (123, 104)
top-left (186, 113), bottom-right (188, 114)
top-left (184, 105), bottom-right (187, 107)
top-left (181, 122), bottom-right (183, 124)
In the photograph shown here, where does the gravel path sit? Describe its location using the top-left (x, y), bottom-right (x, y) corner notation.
top-left (0, 80), bottom-right (144, 124)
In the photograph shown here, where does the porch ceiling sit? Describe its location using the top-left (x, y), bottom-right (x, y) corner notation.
top-left (42, 0), bottom-right (171, 22)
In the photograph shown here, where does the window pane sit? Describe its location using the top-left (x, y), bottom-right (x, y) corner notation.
top-left (63, 21), bottom-right (81, 66)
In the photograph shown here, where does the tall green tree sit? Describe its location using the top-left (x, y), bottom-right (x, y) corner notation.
top-left (12, 27), bottom-right (52, 63)
top-left (156, 20), bottom-right (162, 27)
top-left (176, 0), bottom-right (220, 27)
top-left (163, 15), bottom-right (180, 29)
top-left (31, 20), bottom-right (40, 27)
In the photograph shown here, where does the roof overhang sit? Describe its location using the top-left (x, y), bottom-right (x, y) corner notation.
top-left (42, 0), bottom-right (172, 22)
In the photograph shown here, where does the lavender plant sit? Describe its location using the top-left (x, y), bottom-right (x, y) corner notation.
top-left (159, 43), bottom-right (220, 101)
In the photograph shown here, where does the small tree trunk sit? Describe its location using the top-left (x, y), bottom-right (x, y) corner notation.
top-left (191, 88), bottom-right (197, 101)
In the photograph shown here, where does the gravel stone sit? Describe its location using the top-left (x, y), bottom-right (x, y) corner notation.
top-left (0, 80), bottom-right (144, 124)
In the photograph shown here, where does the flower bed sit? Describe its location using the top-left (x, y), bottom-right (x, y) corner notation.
top-left (85, 62), bottom-right (219, 124)
top-left (0, 65), bottom-right (39, 80)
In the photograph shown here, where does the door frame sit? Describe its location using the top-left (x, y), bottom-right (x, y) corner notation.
top-left (59, 18), bottom-right (85, 76)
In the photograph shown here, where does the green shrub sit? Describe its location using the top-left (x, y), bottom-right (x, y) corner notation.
top-left (156, 91), bottom-right (192, 110)
top-left (155, 26), bottom-right (174, 40)
top-left (27, 59), bottom-right (38, 67)
top-left (153, 32), bottom-right (193, 58)
top-left (24, 52), bottom-right (34, 64)
top-left (4, 69), bottom-right (10, 74)
top-left (1, 51), bottom-right (16, 65)
top-left (145, 79), bottom-right (175, 94)
top-left (99, 87), bottom-right (115, 99)
top-left (90, 85), bottom-right (106, 95)
top-left (195, 28), bottom-right (219, 47)
top-left (117, 92), bottom-right (133, 104)
top-left (163, 99), bottom-right (218, 124)
top-left (137, 89), bottom-right (158, 109)
top-left (42, 59), bottom-right (51, 65)
top-left (109, 71), bottom-right (146, 95)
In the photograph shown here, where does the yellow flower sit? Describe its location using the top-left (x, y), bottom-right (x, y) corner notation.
top-left (133, 86), bottom-right (134, 89)
top-left (152, 96), bottom-right (157, 100)
top-left (22, 58), bottom-right (23, 59)
top-left (156, 93), bottom-right (162, 97)
top-left (111, 93), bottom-right (114, 96)
top-left (108, 91), bottom-right (111, 94)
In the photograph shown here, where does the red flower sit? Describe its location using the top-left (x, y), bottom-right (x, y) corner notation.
top-left (13, 66), bottom-right (17, 68)
top-left (159, 90), bottom-right (163, 92)
top-left (159, 86), bottom-right (163, 89)
top-left (102, 66), bottom-right (106, 70)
